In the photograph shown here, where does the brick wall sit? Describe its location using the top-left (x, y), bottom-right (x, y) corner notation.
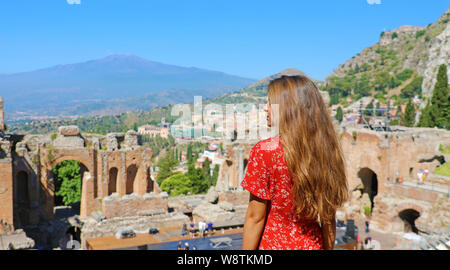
top-left (218, 190), bottom-right (250, 205)
top-left (101, 194), bottom-right (168, 218)
top-left (392, 184), bottom-right (440, 202)
top-left (0, 159), bottom-right (13, 227)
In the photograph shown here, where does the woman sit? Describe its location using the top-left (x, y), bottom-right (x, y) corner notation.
top-left (241, 75), bottom-right (348, 250)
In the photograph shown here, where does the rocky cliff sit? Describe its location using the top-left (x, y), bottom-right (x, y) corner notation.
top-left (326, 8), bottom-right (449, 107)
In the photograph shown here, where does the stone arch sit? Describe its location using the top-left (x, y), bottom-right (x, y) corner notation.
top-left (357, 167), bottom-right (378, 209)
top-left (398, 208), bottom-right (421, 234)
top-left (126, 164), bottom-right (138, 194)
top-left (394, 203), bottom-right (423, 215)
top-left (51, 156), bottom-right (93, 174)
top-left (108, 167), bottom-right (118, 195)
top-left (51, 159), bottom-right (89, 209)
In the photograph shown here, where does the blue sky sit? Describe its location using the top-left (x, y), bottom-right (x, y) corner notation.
top-left (0, 0), bottom-right (448, 80)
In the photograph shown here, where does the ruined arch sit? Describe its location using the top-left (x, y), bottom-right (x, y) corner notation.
top-left (51, 156), bottom-right (93, 174)
top-left (51, 159), bottom-right (89, 209)
top-left (126, 164), bottom-right (138, 194)
top-left (108, 167), bottom-right (118, 195)
top-left (357, 167), bottom-right (378, 209)
top-left (398, 209), bottom-right (421, 234)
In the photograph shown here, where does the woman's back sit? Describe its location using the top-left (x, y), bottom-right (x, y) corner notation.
top-left (241, 136), bottom-right (323, 250)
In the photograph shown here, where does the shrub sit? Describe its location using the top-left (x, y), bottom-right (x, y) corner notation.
top-left (434, 162), bottom-right (450, 177)
top-left (400, 76), bottom-right (423, 98)
top-left (397, 69), bottom-right (414, 82)
top-left (415, 30), bottom-right (426, 39)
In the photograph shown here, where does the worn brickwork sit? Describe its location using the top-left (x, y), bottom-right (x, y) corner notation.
top-left (218, 190), bottom-right (250, 205)
top-left (0, 122), bottom-right (159, 231)
top-left (218, 126), bottom-right (450, 233)
top-left (0, 160), bottom-right (13, 227)
top-left (101, 193), bottom-right (168, 218)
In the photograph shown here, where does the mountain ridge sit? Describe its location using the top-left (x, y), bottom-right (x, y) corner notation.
top-left (0, 54), bottom-right (256, 120)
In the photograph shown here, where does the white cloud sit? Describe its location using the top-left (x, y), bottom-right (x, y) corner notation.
top-left (67, 0), bottom-right (81, 4)
top-left (367, 0), bottom-right (381, 4)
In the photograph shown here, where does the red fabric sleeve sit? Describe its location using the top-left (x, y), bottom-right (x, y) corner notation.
top-left (241, 142), bottom-right (271, 200)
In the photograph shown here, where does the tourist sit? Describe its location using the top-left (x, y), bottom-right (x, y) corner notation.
top-left (200, 221), bottom-right (206, 238)
top-left (417, 169), bottom-right (423, 185)
top-left (177, 241), bottom-right (182, 250)
top-left (242, 75), bottom-right (348, 250)
top-left (181, 223), bottom-right (187, 236)
top-left (198, 220), bottom-right (204, 238)
top-left (423, 169), bottom-right (429, 184)
top-left (184, 242), bottom-right (189, 250)
top-left (365, 220), bottom-right (370, 233)
top-left (189, 222), bottom-right (194, 238)
top-left (207, 222), bottom-right (213, 236)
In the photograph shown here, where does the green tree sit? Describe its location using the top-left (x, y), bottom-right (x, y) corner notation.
top-left (400, 76), bottom-right (423, 98)
top-left (418, 64), bottom-right (449, 129)
top-left (211, 165), bottom-right (220, 187)
top-left (431, 64), bottom-right (449, 128)
top-left (156, 151), bottom-right (179, 186)
top-left (160, 173), bottom-right (193, 197)
top-left (397, 69), bottom-right (414, 82)
top-left (330, 93), bottom-right (340, 105)
top-left (185, 162), bottom-right (208, 194)
top-left (187, 143), bottom-right (193, 163)
top-left (203, 158), bottom-right (211, 187)
top-left (335, 106), bottom-right (343, 123)
top-left (418, 100), bottom-right (434, 127)
top-left (403, 99), bottom-right (416, 127)
top-left (365, 102), bottom-right (374, 116)
top-left (52, 160), bottom-right (82, 206)
top-left (376, 102), bottom-right (382, 116)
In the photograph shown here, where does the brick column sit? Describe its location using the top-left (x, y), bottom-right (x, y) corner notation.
top-left (0, 159), bottom-right (14, 227)
top-left (80, 172), bottom-right (95, 218)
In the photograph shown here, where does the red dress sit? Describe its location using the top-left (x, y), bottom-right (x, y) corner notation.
top-left (241, 136), bottom-right (324, 250)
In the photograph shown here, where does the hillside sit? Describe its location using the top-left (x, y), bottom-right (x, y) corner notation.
top-left (205, 68), bottom-right (318, 105)
top-left (0, 54), bottom-right (255, 120)
top-left (323, 9), bottom-right (449, 108)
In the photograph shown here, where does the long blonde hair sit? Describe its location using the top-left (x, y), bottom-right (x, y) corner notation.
top-left (268, 75), bottom-right (348, 223)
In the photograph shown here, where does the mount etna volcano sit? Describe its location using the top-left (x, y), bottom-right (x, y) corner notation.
top-left (0, 54), bottom-right (255, 120)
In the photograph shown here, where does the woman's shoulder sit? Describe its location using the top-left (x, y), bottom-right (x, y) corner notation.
top-left (253, 136), bottom-right (281, 153)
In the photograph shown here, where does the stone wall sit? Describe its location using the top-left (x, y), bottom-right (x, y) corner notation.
top-left (218, 190), bottom-right (250, 206)
top-left (0, 159), bottom-right (13, 227)
top-left (101, 193), bottom-right (169, 218)
top-left (391, 184), bottom-right (441, 202)
top-left (370, 192), bottom-right (450, 233)
top-left (0, 125), bottom-right (160, 232)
